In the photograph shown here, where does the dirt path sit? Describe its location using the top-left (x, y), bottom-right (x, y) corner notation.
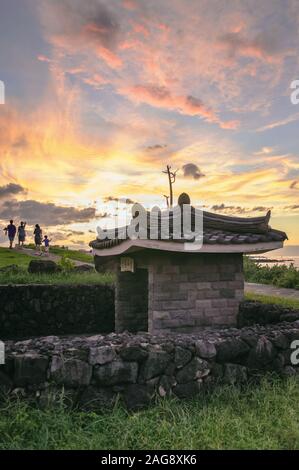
top-left (14, 247), bottom-right (94, 267)
top-left (245, 282), bottom-right (299, 300)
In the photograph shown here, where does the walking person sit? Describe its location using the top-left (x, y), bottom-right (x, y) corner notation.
top-left (3, 220), bottom-right (16, 249)
top-left (42, 235), bottom-right (52, 256)
top-left (34, 224), bottom-right (42, 255)
top-left (17, 221), bottom-right (27, 248)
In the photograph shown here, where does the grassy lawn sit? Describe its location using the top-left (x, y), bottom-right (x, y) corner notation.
top-left (45, 247), bottom-right (93, 263)
top-left (0, 247), bottom-right (31, 269)
top-left (0, 269), bottom-right (113, 285)
top-left (0, 378), bottom-right (298, 450)
top-left (0, 247), bottom-right (112, 284)
top-left (23, 244), bottom-right (93, 263)
top-left (245, 292), bottom-right (299, 309)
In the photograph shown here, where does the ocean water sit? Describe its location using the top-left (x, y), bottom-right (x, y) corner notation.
top-left (251, 246), bottom-right (299, 268)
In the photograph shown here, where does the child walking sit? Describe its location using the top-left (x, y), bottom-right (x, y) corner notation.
top-left (42, 235), bottom-right (52, 256)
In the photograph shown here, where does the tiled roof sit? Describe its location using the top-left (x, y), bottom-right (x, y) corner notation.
top-left (90, 208), bottom-right (287, 250)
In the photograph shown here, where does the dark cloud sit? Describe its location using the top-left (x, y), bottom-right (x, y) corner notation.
top-left (103, 196), bottom-right (135, 204)
top-left (219, 30), bottom-right (284, 60)
top-left (69, 239), bottom-right (86, 246)
top-left (284, 205), bottom-right (299, 211)
top-left (146, 144), bottom-right (167, 151)
top-left (0, 183), bottom-right (26, 199)
top-left (182, 163), bottom-right (205, 180)
top-left (251, 206), bottom-right (271, 212)
top-left (290, 180), bottom-right (299, 189)
top-left (211, 204), bottom-right (243, 213)
top-left (43, 0), bottom-right (121, 67)
top-left (66, 230), bottom-right (85, 238)
top-left (210, 204), bottom-right (271, 215)
top-left (0, 199), bottom-right (96, 225)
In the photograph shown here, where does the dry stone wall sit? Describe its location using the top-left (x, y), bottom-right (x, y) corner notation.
top-left (1, 323), bottom-right (298, 410)
top-left (0, 284), bottom-right (114, 339)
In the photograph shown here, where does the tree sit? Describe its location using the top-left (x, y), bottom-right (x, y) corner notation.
top-left (162, 165), bottom-right (178, 208)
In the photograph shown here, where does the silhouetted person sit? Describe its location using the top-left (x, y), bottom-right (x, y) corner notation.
top-left (42, 235), bottom-right (52, 256)
top-left (34, 224), bottom-right (42, 255)
top-left (4, 220), bottom-right (16, 249)
top-left (17, 221), bottom-right (27, 248)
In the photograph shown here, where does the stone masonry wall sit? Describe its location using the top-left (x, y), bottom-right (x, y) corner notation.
top-left (1, 323), bottom-right (298, 411)
top-left (148, 252), bottom-right (244, 333)
top-left (0, 284), bottom-right (115, 339)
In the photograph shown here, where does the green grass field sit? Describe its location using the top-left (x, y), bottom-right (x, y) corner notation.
top-left (41, 246), bottom-right (93, 263)
top-left (22, 245), bottom-right (93, 263)
top-left (245, 292), bottom-right (299, 309)
top-left (0, 269), bottom-right (113, 285)
top-left (0, 378), bottom-right (298, 450)
top-left (0, 247), bottom-right (112, 284)
top-left (0, 247), bottom-right (32, 269)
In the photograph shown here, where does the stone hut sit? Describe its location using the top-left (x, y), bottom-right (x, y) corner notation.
top-left (90, 195), bottom-right (287, 334)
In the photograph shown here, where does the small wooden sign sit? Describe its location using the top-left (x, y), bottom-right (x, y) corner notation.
top-left (120, 256), bottom-right (135, 273)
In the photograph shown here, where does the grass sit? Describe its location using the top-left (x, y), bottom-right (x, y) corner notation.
top-left (0, 267), bottom-right (114, 285)
top-left (44, 247), bottom-right (93, 263)
top-left (245, 292), bottom-right (299, 309)
top-left (0, 246), bottom-right (104, 284)
top-left (244, 256), bottom-right (299, 289)
top-left (0, 378), bottom-right (298, 450)
top-left (23, 244), bottom-right (94, 263)
top-left (0, 246), bottom-right (113, 285)
top-left (0, 247), bottom-right (31, 269)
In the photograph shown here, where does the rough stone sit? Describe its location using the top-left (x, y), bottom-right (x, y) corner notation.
top-left (176, 357), bottom-right (210, 383)
top-left (158, 375), bottom-right (176, 397)
top-left (0, 284), bottom-right (115, 339)
top-left (140, 351), bottom-right (171, 381)
top-left (247, 336), bottom-right (277, 369)
top-left (122, 384), bottom-right (152, 410)
top-left (89, 346), bottom-right (116, 365)
top-left (280, 312), bottom-right (299, 322)
top-left (79, 386), bottom-right (116, 411)
top-left (14, 353), bottom-right (49, 386)
top-left (119, 346), bottom-right (148, 362)
top-left (195, 340), bottom-right (217, 359)
top-left (28, 259), bottom-right (61, 274)
top-left (94, 360), bottom-right (138, 386)
top-left (174, 346), bottom-right (192, 368)
top-left (50, 356), bottom-right (92, 387)
top-left (216, 338), bottom-right (249, 363)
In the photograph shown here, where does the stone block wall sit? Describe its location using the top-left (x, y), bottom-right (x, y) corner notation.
top-left (1, 323), bottom-right (298, 411)
top-left (0, 284), bottom-right (114, 339)
top-left (149, 253), bottom-right (243, 333)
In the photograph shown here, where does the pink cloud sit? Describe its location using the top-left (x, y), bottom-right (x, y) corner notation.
top-left (122, 83), bottom-right (238, 129)
top-left (37, 54), bottom-right (52, 63)
top-left (218, 31), bottom-right (287, 63)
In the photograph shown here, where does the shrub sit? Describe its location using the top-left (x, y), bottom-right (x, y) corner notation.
top-left (244, 256), bottom-right (299, 289)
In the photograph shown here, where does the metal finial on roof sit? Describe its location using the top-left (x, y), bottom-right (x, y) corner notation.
top-left (178, 192), bottom-right (191, 206)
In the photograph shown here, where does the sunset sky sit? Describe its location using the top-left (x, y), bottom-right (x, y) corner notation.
top-left (0, 0), bottom-right (299, 248)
